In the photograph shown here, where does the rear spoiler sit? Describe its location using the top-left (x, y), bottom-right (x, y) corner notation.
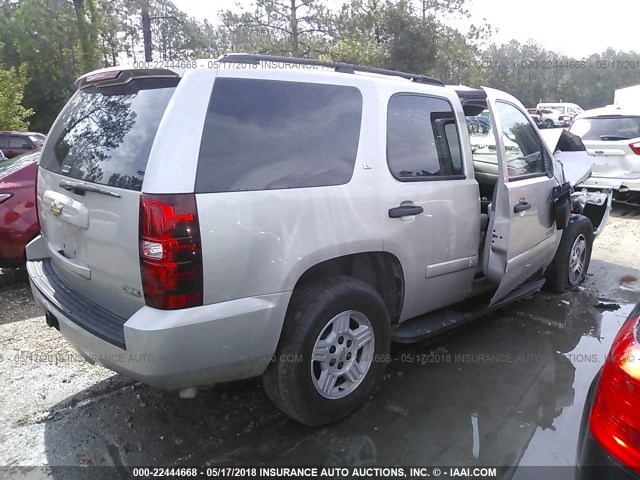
top-left (75, 68), bottom-right (180, 90)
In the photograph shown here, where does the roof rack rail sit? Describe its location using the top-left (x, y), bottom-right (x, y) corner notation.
top-left (216, 53), bottom-right (444, 87)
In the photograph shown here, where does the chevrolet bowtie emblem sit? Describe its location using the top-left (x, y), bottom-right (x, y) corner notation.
top-left (50, 200), bottom-right (63, 216)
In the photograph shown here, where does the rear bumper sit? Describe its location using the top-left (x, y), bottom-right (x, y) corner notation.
top-left (582, 176), bottom-right (640, 191)
top-left (27, 238), bottom-right (290, 390)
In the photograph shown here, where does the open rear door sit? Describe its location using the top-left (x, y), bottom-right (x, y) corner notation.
top-left (482, 87), bottom-right (560, 306)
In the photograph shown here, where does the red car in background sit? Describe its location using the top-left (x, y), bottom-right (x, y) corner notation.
top-left (0, 131), bottom-right (46, 158)
top-left (0, 149), bottom-right (40, 267)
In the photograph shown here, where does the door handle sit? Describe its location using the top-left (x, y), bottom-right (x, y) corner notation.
top-left (47, 242), bottom-right (91, 279)
top-left (389, 205), bottom-right (424, 218)
top-left (514, 200), bottom-right (532, 213)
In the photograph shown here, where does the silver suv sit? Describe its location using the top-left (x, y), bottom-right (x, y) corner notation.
top-left (27, 55), bottom-right (611, 426)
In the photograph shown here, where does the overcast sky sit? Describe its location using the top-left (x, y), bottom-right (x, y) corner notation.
top-left (171, 0), bottom-right (637, 58)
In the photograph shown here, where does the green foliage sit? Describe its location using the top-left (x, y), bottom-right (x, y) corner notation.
top-left (0, 63), bottom-right (34, 130)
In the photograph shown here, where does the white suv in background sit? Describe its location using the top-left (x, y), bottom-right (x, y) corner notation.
top-left (538, 102), bottom-right (584, 121)
top-left (570, 105), bottom-right (640, 203)
top-left (538, 108), bottom-right (571, 128)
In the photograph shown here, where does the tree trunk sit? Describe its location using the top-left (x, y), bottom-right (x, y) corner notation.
top-left (72, 0), bottom-right (92, 72)
top-left (289, 0), bottom-right (299, 56)
top-left (142, 7), bottom-right (152, 61)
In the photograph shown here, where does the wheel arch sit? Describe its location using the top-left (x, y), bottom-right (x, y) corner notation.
top-left (288, 251), bottom-right (405, 325)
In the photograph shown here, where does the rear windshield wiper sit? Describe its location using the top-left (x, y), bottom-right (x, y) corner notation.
top-left (600, 135), bottom-right (631, 141)
top-left (59, 180), bottom-right (121, 198)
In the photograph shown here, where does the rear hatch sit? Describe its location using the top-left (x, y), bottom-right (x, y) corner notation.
top-left (570, 115), bottom-right (640, 178)
top-left (37, 70), bottom-right (179, 319)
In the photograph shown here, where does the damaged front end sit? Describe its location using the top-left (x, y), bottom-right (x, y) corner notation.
top-left (542, 129), bottom-right (614, 236)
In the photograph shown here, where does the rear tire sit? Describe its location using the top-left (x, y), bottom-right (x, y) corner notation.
top-left (544, 215), bottom-right (594, 293)
top-left (262, 275), bottom-right (391, 426)
top-left (544, 119), bottom-right (554, 129)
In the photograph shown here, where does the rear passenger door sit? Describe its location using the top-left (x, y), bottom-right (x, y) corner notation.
top-left (381, 93), bottom-right (480, 321)
top-left (482, 88), bottom-right (560, 305)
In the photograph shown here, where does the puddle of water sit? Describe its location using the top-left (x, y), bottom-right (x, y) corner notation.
top-left (187, 291), bottom-right (637, 468)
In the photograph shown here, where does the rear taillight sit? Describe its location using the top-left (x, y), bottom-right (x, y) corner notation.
top-left (139, 194), bottom-right (203, 310)
top-left (629, 142), bottom-right (640, 155)
top-left (589, 311), bottom-right (640, 472)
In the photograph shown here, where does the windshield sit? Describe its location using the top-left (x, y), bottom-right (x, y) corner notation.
top-left (0, 149), bottom-right (40, 179)
top-left (570, 116), bottom-right (640, 141)
top-left (40, 78), bottom-right (178, 191)
top-left (28, 134), bottom-right (46, 147)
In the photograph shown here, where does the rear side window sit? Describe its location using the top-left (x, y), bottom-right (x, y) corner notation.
top-left (387, 94), bottom-right (464, 180)
top-left (571, 116), bottom-right (640, 141)
top-left (0, 134), bottom-right (7, 149)
top-left (10, 136), bottom-right (29, 148)
top-left (40, 78), bottom-right (178, 191)
top-left (195, 78), bottom-right (362, 193)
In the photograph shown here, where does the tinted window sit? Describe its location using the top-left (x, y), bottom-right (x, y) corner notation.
top-left (0, 134), bottom-right (7, 149)
top-left (10, 136), bottom-right (29, 148)
top-left (444, 123), bottom-right (463, 173)
top-left (40, 78), bottom-right (177, 191)
top-left (571, 116), bottom-right (640, 141)
top-left (495, 102), bottom-right (547, 178)
top-left (387, 95), bottom-right (464, 180)
top-left (195, 78), bottom-right (362, 193)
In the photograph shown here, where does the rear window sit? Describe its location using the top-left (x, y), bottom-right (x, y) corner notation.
top-left (571, 116), bottom-right (640, 141)
top-left (40, 78), bottom-right (178, 191)
top-left (195, 78), bottom-right (362, 193)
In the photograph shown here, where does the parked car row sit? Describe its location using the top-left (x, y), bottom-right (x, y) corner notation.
top-left (527, 107), bottom-right (573, 128)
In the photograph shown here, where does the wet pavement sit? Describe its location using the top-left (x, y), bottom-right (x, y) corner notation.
top-left (1, 258), bottom-right (639, 476)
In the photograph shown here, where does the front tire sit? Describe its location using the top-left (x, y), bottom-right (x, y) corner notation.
top-left (544, 119), bottom-right (554, 129)
top-left (544, 215), bottom-right (594, 293)
top-left (262, 276), bottom-right (391, 426)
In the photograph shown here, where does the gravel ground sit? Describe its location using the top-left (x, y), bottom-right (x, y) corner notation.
top-left (0, 204), bottom-right (638, 468)
top-left (591, 204), bottom-right (640, 270)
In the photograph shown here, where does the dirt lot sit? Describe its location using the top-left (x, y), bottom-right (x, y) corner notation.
top-left (588, 204), bottom-right (640, 270)
top-left (0, 205), bottom-right (639, 471)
